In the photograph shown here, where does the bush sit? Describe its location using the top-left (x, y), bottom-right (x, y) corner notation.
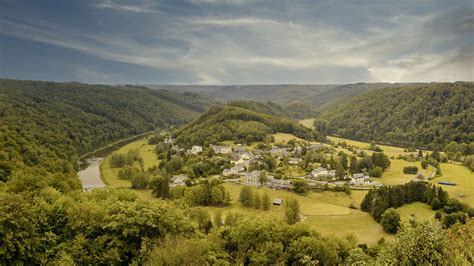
top-left (369, 166), bottom-right (383, 177)
top-left (431, 198), bottom-right (442, 210)
top-left (380, 208), bottom-right (400, 234)
top-left (403, 166), bottom-right (418, 174)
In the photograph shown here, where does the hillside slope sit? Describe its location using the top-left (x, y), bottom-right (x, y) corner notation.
top-left (228, 100), bottom-right (318, 119)
top-left (0, 79), bottom-right (213, 188)
top-left (145, 83), bottom-right (410, 112)
top-left (320, 82), bottom-right (474, 148)
top-left (174, 105), bottom-right (322, 147)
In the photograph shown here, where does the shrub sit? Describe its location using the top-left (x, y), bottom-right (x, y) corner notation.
top-left (403, 166), bottom-right (418, 174)
top-left (380, 208), bottom-right (400, 234)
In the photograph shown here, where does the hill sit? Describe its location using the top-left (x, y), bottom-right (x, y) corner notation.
top-left (174, 105), bottom-right (322, 147)
top-left (228, 100), bottom-right (318, 119)
top-left (320, 82), bottom-right (474, 149)
top-left (0, 79), bottom-right (214, 188)
top-left (145, 83), bottom-right (410, 114)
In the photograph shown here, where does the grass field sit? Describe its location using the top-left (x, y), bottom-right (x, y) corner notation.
top-left (204, 183), bottom-right (390, 245)
top-left (430, 163), bottom-right (474, 206)
top-left (272, 133), bottom-right (305, 144)
top-left (100, 137), bottom-right (157, 200)
top-left (380, 159), bottom-right (432, 185)
top-left (395, 202), bottom-right (436, 223)
top-left (299, 118), bottom-right (315, 129)
top-left (325, 136), bottom-right (474, 206)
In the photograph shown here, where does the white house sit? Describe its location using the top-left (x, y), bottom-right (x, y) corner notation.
top-left (350, 173), bottom-right (370, 185)
top-left (170, 174), bottom-right (188, 187)
top-left (190, 145), bottom-right (203, 154)
top-left (211, 145), bottom-right (232, 154)
top-left (288, 157), bottom-right (302, 165)
top-left (243, 170), bottom-right (262, 185)
top-left (241, 151), bottom-right (255, 160)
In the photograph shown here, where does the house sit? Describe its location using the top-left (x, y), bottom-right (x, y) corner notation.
top-left (288, 157), bottom-right (302, 165)
top-left (241, 151), bottom-right (255, 160)
top-left (222, 164), bottom-right (245, 177)
top-left (170, 174), bottom-right (188, 187)
top-left (234, 144), bottom-right (245, 153)
top-left (272, 199), bottom-right (283, 206)
top-left (164, 136), bottom-right (175, 144)
top-left (308, 144), bottom-right (324, 150)
top-left (350, 173), bottom-right (370, 185)
top-left (268, 178), bottom-right (292, 191)
top-left (270, 147), bottom-right (291, 157)
top-left (230, 152), bottom-right (240, 161)
top-left (190, 145), bottom-right (203, 154)
top-left (310, 167), bottom-right (328, 180)
top-left (243, 170), bottom-right (262, 185)
top-left (211, 145), bottom-right (232, 154)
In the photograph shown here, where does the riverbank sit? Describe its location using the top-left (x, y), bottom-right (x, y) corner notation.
top-left (78, 130), bottom-right (156, 190)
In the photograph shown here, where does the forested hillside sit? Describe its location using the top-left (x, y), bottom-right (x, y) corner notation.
top-left (320, 82), bottom-right (474, 150)
top-left (146, 83), bottom-right (408, 113)
top-left (228, 100), bottom-right (318, 119)
top-left (174, 105), bottom-right (322, 147)
top-left (0, 79), bottom-right (213, 188)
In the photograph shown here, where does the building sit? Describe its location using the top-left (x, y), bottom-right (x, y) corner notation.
top-left (222, 164), bottom-right (245, 177)
top-left (270, 147), bottom-right (291, 157)
top-left (310, 167), bottom-right (329, 180)
top-left (288, 157), bottom-right (302, 165)
top-left (241, 151), bottom-right (255, 160)
top-left (190, 145), bottom-right (203, 154)
top-left (350, 173), bottom-right (370, 185)
top-left (211, 145), bottom-right (232, 154)
top-left (268, 178), bottom-right (292, 191)
top-left (170, 174), bottom-right (188, 187)
top-left (243, 170), bottom-right (262, 185)
top-left (272, 199), bottom-right (283, 205)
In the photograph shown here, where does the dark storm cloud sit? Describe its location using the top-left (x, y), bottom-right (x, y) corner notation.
top-left (0, 0), bottom-right (472, 84)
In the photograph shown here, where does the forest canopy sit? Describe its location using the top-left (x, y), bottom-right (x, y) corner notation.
top-left (320, 82), bottom-right (474, 150)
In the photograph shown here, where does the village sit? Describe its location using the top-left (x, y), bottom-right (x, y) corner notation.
top-left (165, 136), bottom-right (385, 192)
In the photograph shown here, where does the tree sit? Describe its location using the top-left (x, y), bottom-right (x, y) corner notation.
top-left (380, 208), bottom-right (400, 234)
top-left (149, 175), bottom-right (170, 198)
top-left (349, 156), bottom-right (358, 174)
top-left (214, 211), bottom-right (223, 227)
top-left (418, 149), bottom-right (423, 158)
top-left (285, 198), bottom-right (300, 225)
top-left (421, 160), bottom-right (429, 169)
top-left (253, 191), bottom-right (261, 209)
top-left (431, 197), bottom-right (442, 210)
top-left (259, 171), bottom-right (269, 186)
top-left (261, 192), bottom-right (271, 211)
top-left (239, 186), bottom-right (253, 207)
top-left (292, 179), bottom-right (308, 195)
top-left (335, 162), bottom-right (345, 180)
top-left (369, 166), bottom-right (383, 177)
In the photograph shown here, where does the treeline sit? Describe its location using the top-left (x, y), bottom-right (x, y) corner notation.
top-left (320, 82), bottom-right (474, 151)
top-left (361, 181), bottom-right (474, 230)
top-left (174, 105), bottom-right (322, 147)
top-left (0, 79), bottom-right (212, 189)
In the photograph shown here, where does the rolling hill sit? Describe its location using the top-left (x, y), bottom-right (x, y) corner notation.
top-left (0, 79), bottom-right (214, 188)
top-left (320, 82), bottom-right (474, 149)
top-left (174, 105), bottom-right (322, 147)
top-left (145, 83), bottom-right (411, 113)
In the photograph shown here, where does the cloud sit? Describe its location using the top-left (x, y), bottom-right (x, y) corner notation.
top-left (0, 0), bottom-right (472, 84)
top-left (92, 0), bottom-right (165, 14)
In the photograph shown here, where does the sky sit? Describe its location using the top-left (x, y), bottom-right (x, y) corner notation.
top-left (0, 0), bottom-right (472, 84)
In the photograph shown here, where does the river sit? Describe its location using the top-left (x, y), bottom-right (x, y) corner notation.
top-left (77, 133), bottom-right (153, 191)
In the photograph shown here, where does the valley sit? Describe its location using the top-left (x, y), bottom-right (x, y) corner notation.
top-left (1, 79), bottom-right (472, 264)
